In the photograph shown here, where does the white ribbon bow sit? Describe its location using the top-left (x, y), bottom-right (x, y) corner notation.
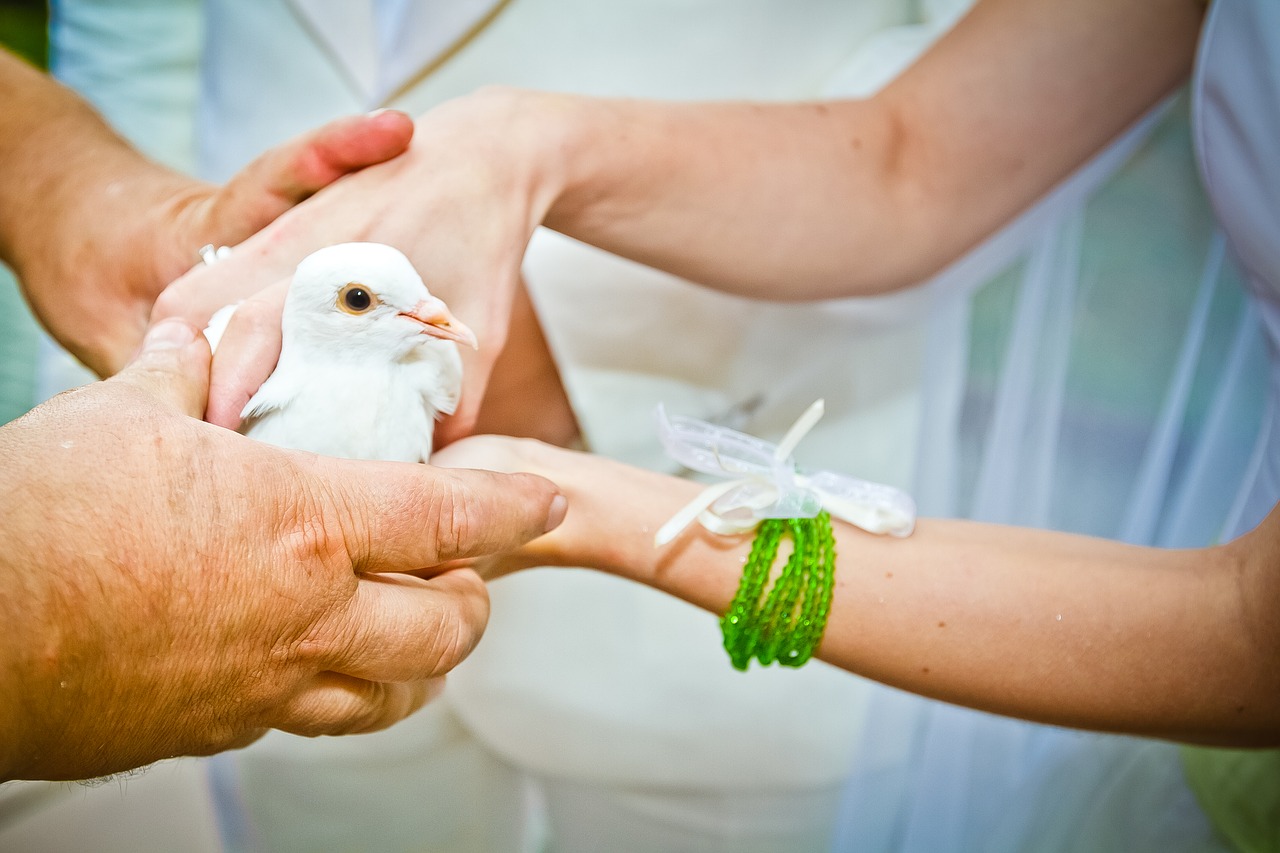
top-left (653, 400), bottom-right (917, 547)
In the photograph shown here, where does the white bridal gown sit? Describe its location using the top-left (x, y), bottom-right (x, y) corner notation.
top-left (7, 1), bottom-right (1263, 851)
top-left (837, 0), bottom-right (1276, 849)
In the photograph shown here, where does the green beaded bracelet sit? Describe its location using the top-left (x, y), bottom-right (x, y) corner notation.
top-left (720, 510), bottom-right (836, 671)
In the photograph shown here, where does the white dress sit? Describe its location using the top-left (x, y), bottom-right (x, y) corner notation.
top-left (48, 3), bottom-right (927, 851)
top-left (32, 1), bottom-right (1262, 852)
top-left (836, 0), bottom-right (1276, 849)
top-left (1195, 0), bottom-right (1280, 535)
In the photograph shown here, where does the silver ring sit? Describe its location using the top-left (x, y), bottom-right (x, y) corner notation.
top-left (198, 244), bottom-right (232, 266)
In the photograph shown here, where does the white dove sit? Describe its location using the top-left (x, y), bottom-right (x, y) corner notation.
top-left (205, 242), bottom-right (477, 462)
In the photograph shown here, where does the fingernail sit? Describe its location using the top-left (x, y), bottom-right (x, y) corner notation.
top-left (365, 108), bottom-right (390, 117)
top-left (143, 319), bottom-right (196, 351)
top-left (544, 494), bottom-right (567, 533)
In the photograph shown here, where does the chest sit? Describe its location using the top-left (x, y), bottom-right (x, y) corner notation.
top-left (244, 365), bottom-right (439, 463)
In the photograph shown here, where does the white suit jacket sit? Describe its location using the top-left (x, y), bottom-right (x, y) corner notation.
top-left (193, 0), bottom-right (942, 790)
top-left (49, 1), bottom-right (1223, 805)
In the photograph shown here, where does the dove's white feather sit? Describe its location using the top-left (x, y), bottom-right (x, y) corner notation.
top-left (207, 243), bottom-right (465, 463)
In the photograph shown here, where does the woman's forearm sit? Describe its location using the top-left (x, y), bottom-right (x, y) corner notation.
top-left (539, 96), bottom-right (916, 298)
top-left (515, 445), bottom-right (1279, 747)
top-left (524, 0), bottom-right (1202, 300)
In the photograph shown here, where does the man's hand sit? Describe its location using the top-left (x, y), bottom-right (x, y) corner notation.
top-left (157, 87), bottom-right (558, 444)
top-left (429, 435), bottom-right (701, 582)
top-left (0, 319), bottom-right (564, 782)
top-left (20, 108), bottom-right (415, 377)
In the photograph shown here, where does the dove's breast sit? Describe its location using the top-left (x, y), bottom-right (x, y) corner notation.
top-left (241, 361), bottom-right (442, 463)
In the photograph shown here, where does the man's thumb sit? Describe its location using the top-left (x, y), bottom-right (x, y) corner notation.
top-left (111, 319), bottom-right (212, 419)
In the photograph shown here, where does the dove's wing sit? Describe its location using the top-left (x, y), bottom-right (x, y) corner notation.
top-left (240, 369), bottom-right (300, 423)
top-left (406, 342), bottom-right (463, 418)
top-left (234, 341), bottom-right (455, 463)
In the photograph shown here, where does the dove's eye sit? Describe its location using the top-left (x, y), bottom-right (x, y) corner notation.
top-left (338, 283), bottom-right (378, 315)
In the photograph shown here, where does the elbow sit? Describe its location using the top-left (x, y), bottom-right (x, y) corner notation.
top-left (859, 97), bottom-right (991, 295)
top-left (1212, 529), bottom-right (1280, 746)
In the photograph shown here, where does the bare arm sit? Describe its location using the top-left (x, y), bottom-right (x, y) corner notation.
top-left (0, 47), bottom-right (414, 375)
top-left (185, 0), bottom-right (1205, 437)
top-left (542, 0), bottom-right (1205, 297)
top-left (435, 438), bottom-right (1280, 747)
top-left (0, 323), bottom-right (564, 782)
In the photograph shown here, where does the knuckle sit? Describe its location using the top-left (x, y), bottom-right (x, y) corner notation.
top-left (150, 284), bottom-right (187, 322)
top-left (229, 299), bottom-right (278, 339)
top-left (424, 476), bottom-right (472, 561)
top-left (327, 682), bottom-right (389, 736)
top-left (276, 469), bottom-right (360, 573)
top-left (279, 501), bottom-right (348, 570)
top-left (423, 612), bottom-right (474, 676)
top-left (258, 467), bottom-right (361, 635)
top-left (381, 575), bottom-right (487, 680)
top-left (352, 682), bottom-right (425, 734)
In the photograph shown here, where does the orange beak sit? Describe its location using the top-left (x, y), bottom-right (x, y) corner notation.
top-left (401, 298), bottom-right (478, 349)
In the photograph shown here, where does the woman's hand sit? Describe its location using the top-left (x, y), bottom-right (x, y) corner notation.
top-left (429, 435), bottom-right (706, 581)
top-left (156, 88), bottom-right (565, 444)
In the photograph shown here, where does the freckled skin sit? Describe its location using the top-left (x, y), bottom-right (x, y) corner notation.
top-left (0, 333), bottom-right (559, 782)
top-left (433, 434), bottom-right (1280, 746)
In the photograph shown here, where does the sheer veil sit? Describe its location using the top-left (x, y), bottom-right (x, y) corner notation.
top-left (832, 2), bottom-right (1265, 850)
top-left (26, 1), bottom-right (1269, 850)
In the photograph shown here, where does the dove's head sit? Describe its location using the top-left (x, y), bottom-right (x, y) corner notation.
top-left (283, 242), bottom-right (477, 359)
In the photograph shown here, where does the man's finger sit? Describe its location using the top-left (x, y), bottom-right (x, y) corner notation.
top-left (272, 672), bottom-right (442, 738)
top-left (214, 111), bottom-right (415, 241)
top-left (325, 570), bottom-right (489, 682)
top-left (262, 110), bottom-right (415, 202)
top-left (206, 279), bottom-right (289, 429)
top-left (108, 319), bottom-right (212, 419)
top-left (325, 461), bottom-right (566, 571)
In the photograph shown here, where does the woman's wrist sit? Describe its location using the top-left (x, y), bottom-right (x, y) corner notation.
top-left (526, 443), bottom-right (751, 612)
top-left (508, 89), bottom-right (577, 231)
top-left (501, 88), bottom-right (623, 241)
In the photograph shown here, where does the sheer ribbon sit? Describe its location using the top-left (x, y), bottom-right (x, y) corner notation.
top-left (654, 400), bottom-right (917, 546)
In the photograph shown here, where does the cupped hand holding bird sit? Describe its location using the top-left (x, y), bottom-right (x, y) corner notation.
top-left (0, 316), bottom-right (564, 783)
top-left (205, 242), bottom-right (477, 461)
top-left (155, 88), bottom-right (553, 445)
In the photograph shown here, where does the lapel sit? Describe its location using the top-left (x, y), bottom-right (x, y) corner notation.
top-left (287, 0), bottom-right (380, 102)
top-left (286, 0), bottom-right (510, 108)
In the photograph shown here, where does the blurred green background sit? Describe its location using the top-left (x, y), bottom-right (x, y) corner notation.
top-left (0, 0), bottom-right (47, 68)
top-left (0, 0), bottom-right (47, 425)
